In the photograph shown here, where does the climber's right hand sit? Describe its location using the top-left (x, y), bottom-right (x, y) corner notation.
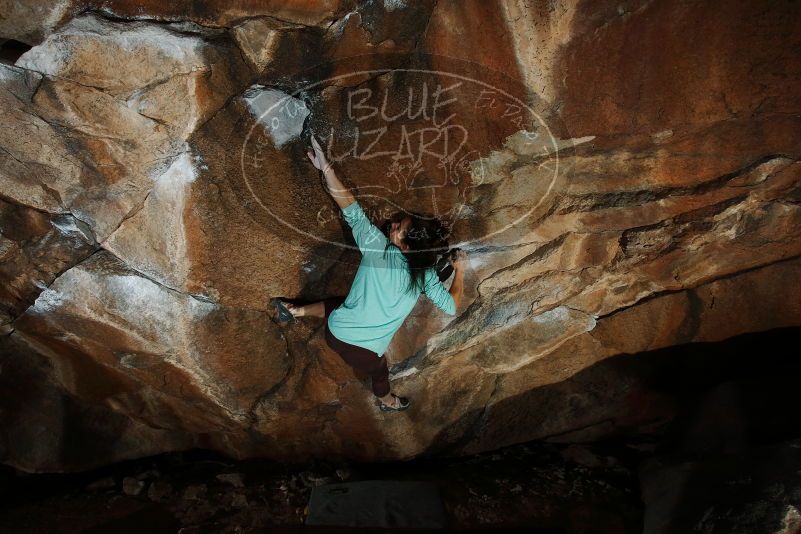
top-left (307, 135), bottom-right (331, 174)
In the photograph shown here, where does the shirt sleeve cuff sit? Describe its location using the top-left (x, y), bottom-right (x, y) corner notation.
top-left (445, 295), bottom-right (457, 315)
top-left (342, 200), bottom-right (359, 214)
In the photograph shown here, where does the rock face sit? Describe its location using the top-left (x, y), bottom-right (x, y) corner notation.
top-left (0, 0), bottom-right (800, 473)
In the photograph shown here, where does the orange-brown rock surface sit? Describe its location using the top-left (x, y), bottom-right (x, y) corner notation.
top-left (1, 0), bottom-right (800, 472)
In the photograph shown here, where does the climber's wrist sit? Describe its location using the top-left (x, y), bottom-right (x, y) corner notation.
top-left (320, 163), bottom-right (356, 209)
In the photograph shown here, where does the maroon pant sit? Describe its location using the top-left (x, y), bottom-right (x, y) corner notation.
top-left (323, 297), bottom-right (390, 398)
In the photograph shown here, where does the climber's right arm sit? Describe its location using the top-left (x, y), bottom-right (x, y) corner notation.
top-left (307, 135), bottom-right (355, 209)
top-left (321, 164), bottom-right (356, 209)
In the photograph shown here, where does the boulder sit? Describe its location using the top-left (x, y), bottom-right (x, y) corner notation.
top-left (13, 251), bottom-right (291, 435)
top-left (0, 1), bottom-right (71, 45)
top-left (0, 0), bottom-right (800, 472)
top-left (0, 334), bottom-right (195, 472)
top-left (0, 198), bottom-right (96, 331)
top-left (71, 0), bottom-right (350, 29)
top-left (7, 14), bottom-right (251, 240)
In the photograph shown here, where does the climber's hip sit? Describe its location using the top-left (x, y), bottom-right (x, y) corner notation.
top-left (322, 297), bottom-right (389, 398)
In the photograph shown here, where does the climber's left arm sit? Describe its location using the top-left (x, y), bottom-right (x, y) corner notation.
top-left (423, 269), bottom-right (457, 315)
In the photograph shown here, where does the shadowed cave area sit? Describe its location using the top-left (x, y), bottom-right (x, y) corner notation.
top-left (2, 328), bottom-right (800, 532)
top-left (1, 0), bottom-right (800, 531)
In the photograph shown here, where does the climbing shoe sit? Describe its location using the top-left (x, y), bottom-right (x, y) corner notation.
top-left (379, 394), bottom-right (410, 412)
top-left (271, 298), bottom-right (295, 323)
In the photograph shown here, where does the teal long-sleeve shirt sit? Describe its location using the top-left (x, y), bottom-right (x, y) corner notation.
top-left (327, 201), bottom-right (456, 356)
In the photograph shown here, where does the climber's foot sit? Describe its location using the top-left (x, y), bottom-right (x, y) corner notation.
top-left (379, 393), bottom-right (410, 412)
top-left (271, 298), bottom-right (299, 323)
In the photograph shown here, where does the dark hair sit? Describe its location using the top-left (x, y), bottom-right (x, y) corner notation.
top-left (386, 212), bottom-right (450, 294)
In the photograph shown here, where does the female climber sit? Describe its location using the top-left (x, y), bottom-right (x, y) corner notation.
top-left (273, 135), bottom-right (467, 412)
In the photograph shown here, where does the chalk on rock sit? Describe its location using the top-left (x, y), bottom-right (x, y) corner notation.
top-left (243, 86), bottom-right (309, 148)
